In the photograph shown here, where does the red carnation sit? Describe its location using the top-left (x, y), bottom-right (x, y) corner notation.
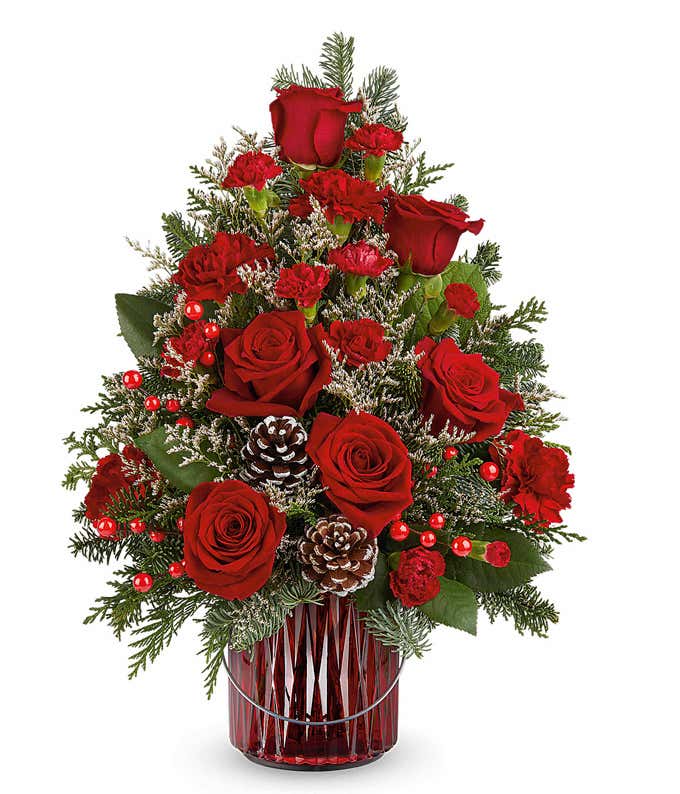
top-left (345, 124), bottom-right (404, 157)
top-left (327, 241), bottom-right (393, 278)
top-left (302, 169), bottom-right (387, 224)
top-left (416, 337), bottom-right (523, 441)
top-left (444, 282), bottom-right (481, 319)
top-left (496, 430), bottom-right (575, 525)
top-left (288, 194), bottom-right (313, 218)
top-left (306, 411), bottom-right (413, 538)
top-left (389, 547), bottom-right (446, 607)
top-left (327, 319), bottom-right (392, 367)
top-left (384, 193), bottom-right (484, 276)
top-left (484, 541), bottom-right (511, 568)
top-left (275, 262), bottom-right (330, 308)
top-left (171, 232), bottom-right (274, 303)
top-left (84, 446), bottom-right (150, 521)
top-left (160, 320), bottom-right (217, 378)
top-left (270, 85), bottom-right (362, 167)
top-left (222, 151), bottom-right (282, 191)
top-left (206, 310), bottom-right (331, 418)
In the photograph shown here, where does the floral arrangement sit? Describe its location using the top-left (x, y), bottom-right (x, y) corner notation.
top-left (64, 34), bottom-right (581, 696)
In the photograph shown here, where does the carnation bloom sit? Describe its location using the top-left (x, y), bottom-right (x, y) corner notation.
top-left (327, 241), bottom-right (393, 277)
top-left (345, 124), bottom-right (404, 157)
top-left (495, 430), bottom-right (575, 525)
top-left (287, 194), bottom-right (313, 218)
top-left (161, 320), bottom-right (216, 378)
top-left (301, 169), bottom-right (387, 224)
top-left (389, 547), bottom-right (446, 607)
top-left (484, 541), bottom-right (511, 568)
top-left (327, 319), bottom-right (392, 367)
top-left (444, 282), bottom-right (480, 319)
top-left (172, 232), bottom-right (274, 303)
top-left (275, 262), bottom-right (330, 308)
top-left (222, 151), bottom-right (282, 191)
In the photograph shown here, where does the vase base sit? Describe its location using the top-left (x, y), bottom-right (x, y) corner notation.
top-left (240, 751), bottom-right (385, 771)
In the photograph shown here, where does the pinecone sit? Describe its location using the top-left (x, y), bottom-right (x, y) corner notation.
top-left (299, 515), bottom-right (378, 596)
top-left (241, 416), bottom-right (309, 489)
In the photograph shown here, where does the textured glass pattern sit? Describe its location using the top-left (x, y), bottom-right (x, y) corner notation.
top-left (228, 595), bottom-right (399, 768)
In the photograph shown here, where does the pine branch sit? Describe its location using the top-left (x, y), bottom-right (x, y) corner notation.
top-left (360, 65), bottom-right (402, 127)
top-left (161, 211), bottom-right (207, 261)
top-left (319, 32), bottom-right (355, 97)
top-left (361, 601), bottom-right (435, 659)
top-left (477, 585), bottom-right (559, 638)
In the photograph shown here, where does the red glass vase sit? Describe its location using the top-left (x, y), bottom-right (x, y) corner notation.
top-left (227, 594), bottom-right (400, 769)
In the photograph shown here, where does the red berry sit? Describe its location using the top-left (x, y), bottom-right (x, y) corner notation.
top-left (389, 520), bottom-right (410, 542)
top-left (479, 461), bottom-right (500, 481)
top-left (425, 464), bottom-right (438, 479)
top-left (451, 535), bottom-right (473, 557)
top-left (176, 416), bottom-right (194, 429)
top-left (122, 370), bottom-right (142, 389)
top-left (133, 572), bottom-right (153, 593)
top-left (165, 398), bottom-right (181, 413)
top-left (420, 530), bottom-right (437, 548)
top-left (96, 517), bottom-right (117, 539)
top-left (168, 561), bottom-right (184, 578)
top-left (184, 301), bottom-right (204, 320)
top-left (443, 446), bottom-right (458, 461)
top-left (129, 518), bottom-right (146, 534)
top-left (428, 512), bottom-right (446, 530)
top-left (176, 517), bottom-right (185, 532)
top-left (204, 322), bottom-right (220, 340)
top-left (148, 530), bottom-right (166, 543)
top-left (144, 395), bottom-right (161, 412)
top-left (199, 350), bottom-right (216, 366)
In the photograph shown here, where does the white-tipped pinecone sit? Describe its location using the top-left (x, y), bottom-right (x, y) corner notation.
top-left (242, 416), bottom-right (309, 490)
top-left (299, 515), bottom-right (378, 596)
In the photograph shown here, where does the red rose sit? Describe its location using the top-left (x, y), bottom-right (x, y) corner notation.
top-left (270, 85), bottom-right (362, 167)
top-left (496, 430), bottom-right (574, 525)
top-left (287, 194), bottom-right (313, 218)
top-left (222, 151), bottom-right (282, 191)
top-left (416, 337), bottom-right (523, 441)
top-left (84, 446), bottom-right (149, 521)
top-left (275, 262), bottom-right (330, 308)
top-left (160, 320), bottom-right (216, 378)
top-left (389, 547), bottom-right (445, 607)
top-left (484, 541), bottom-right (511, 568)
top-left (171, 232), bottom-right (275, 303)
top-left (183, 480), bottom-right (286, 600)
top-left (306, 411), bottom-right (413, 538)
top-left (444, 282), bottom-right (480, 319)
top-left (345, 124), bottom-right (404, 157)
top-left (327, 319), bottom-right (392, 367)
top-left (384, 194), bottom-right (484, 276)
top-left (206, 310), bottom-right (331, 418)
top-left (302, 170), bottom-right (387, 224)
top-left (327, 241), bottom-right (393, 277)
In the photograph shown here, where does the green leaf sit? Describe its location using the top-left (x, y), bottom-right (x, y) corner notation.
top-left (135, 428), bottom-right (219, 492)
top-left (354, 553), bottom-right (392, 611)
top-left (446, 529), bottom-right (551, 592)
top-left (418, 578), bottom-right (477, 635)
top-left (115, 293), bottom-right (170, 359)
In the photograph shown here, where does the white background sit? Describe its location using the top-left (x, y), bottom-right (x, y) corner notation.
top-left (2, 1), bottom-right (678, 792)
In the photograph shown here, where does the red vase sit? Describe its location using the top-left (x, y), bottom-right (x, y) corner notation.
top-left (227, 594), bottom-right (400, 769)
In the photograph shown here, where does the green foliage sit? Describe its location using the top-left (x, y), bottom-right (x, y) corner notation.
top-left (465, 241), bottom-right (503, 285)
top-left (135, 427), bottom-right (220, 492)
top-left (391, 149), bottom-right (454, 195)
top-left (478, 585), bottom-right (559, 638)
top-left (361, 601), bottom-right (436, 659)
top-left (360, 65), bottom-right (402, 127)
top-left (115, 293), bottom-right (170, 359)
top-left (319, 32), bottom-right (355, 97)
top-left (161, 211), bottom-right (207, 261)
top-left (418, 578), bottom-right (478, 635)
top-left (354, 553), bottom-right (391, 611)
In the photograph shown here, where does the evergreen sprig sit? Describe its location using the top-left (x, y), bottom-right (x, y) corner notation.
top-left (361, 602), bottom-right (436, 659)
top-left (319, 32), bottom-right (355, 97)
top-left (478, 585), bottom-right (560, 638)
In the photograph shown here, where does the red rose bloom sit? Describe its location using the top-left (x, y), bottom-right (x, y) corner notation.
top-left (183, 480), bottom-right (286, 600)
top-left (302, 170), bottom-right (387, 224)
top-left (84, 446), bottom-right (149, 521)
top-left (306, 411), bottom-right (413, 538)
top-left (275, 262), bottom-right (330, 307)
top-left (345, 123), bottom-right (404, 157)
top-left (206, 310), bottom-right (331, 418)
top-left (384, 194), bottom-right (484, 276)
top-left (444, 282), bottom-right (480, 319)
top-left (270, 85), bottom-right (362, 167)
top-left (171, 232), bottom-right (275, 303)
top-left (389, 547), bottom-right (445, 607)
top-left (484, 541), bottom-right (511, 568)
top-left (222, 151), bottom-right (283, 191)
top-left (327, 241), bottom-right (393, 277)
top-left (497, 430), bottom-right (575, 525)
top-left (416, 337), bottom-right (523, 441)
top-left (327, 319), bottom-right (392, 367)
top-left (288, 194), bottom-right (313, 218)
top-left (160, 320), bottom-right (216, 378)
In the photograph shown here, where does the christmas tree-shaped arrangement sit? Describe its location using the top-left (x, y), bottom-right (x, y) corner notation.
top-left (64, 33), bottom-right (581, 769)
